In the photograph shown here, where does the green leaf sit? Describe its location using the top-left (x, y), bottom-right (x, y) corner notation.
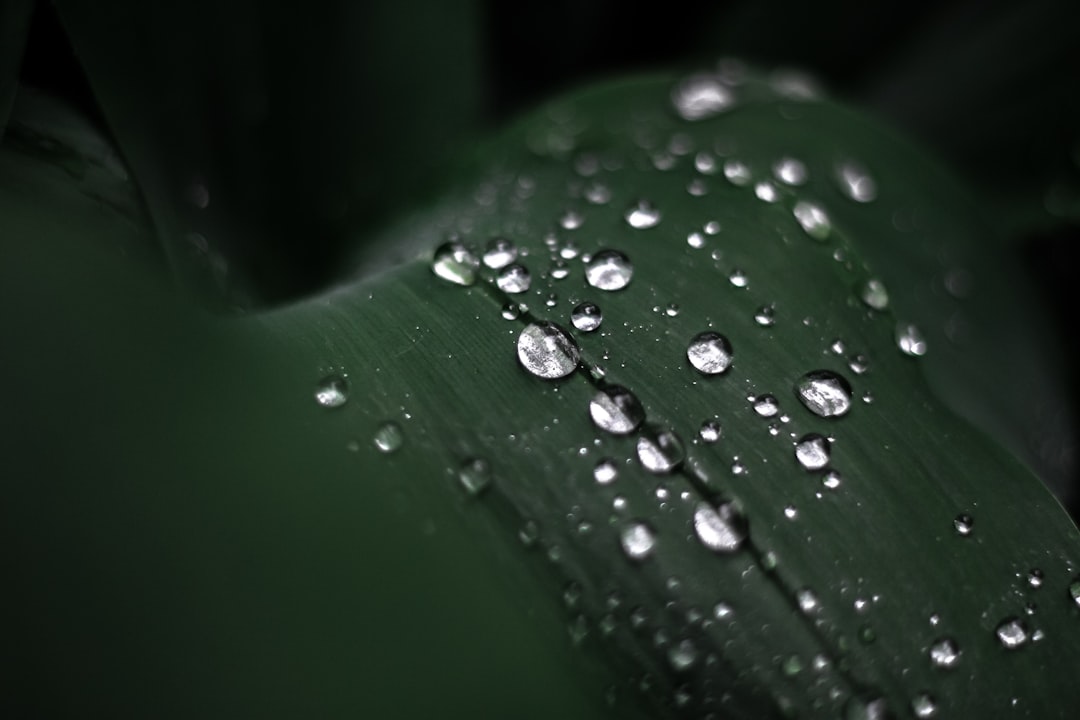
top-left (5, 69), bottom-right (1079, 719)
top-left (0, 0), bottom-right (33, 136)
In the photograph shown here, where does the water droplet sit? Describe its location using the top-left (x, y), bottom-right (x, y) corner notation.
top-left (753, 394), bottom-right (780, 417)
top-left (373, 422), bottom-right (404, 453)
top-left (584, 182), bottom-right (612, 205)
top-left (559, 209), bottom-right (584, 230)
top-left (792, 201), bottom-right (831, 240)
top-left (929, 637), bottom-right (961, 668)
top-left (432, 240), bottom-right (480, 286)
top-left (496, 263), bottom-right (532, 294)
top-left (1027, 569), bottom-right (1044, 588)
top-left (1069, 578), bottom-right (1080, 607)
top-left (687, 231), bottom-right (706, 249)
top-left (590, 385), bottom-right (646, 435)
top-left (954, 514), bottom-right (974, 537)
top-left (822, 470), bottom-right (842, 489)
top-left (844, 696), bottom-right (890, 720)
top-left (848, 354), bottom-right (869, 375)
top-left (754, 181), bottom-right (780, 203)
top-left (620, 521), bottom-right (657, 560)
top-left (694, 151), bottom-right (717, 174)
top-left (671, 73), bottom-right (735, 121)
top-left (699, 420), bottom-right (722, 443)
top-left (664, 303), bottom-right (680, 317)
top-left (713, 602), bottom-right (734, 619)
top-left (797, 588), bottom-right (819, 613)
top-left (637, 426), bottom-right (686, 474)
top-left (754, 305), bottom-right (776, 327)
top-left (781, 655), bottom-right (803, 676)
top-left (594, 458), bottom-right (618, 485)
top-left (860, 279), bottom-right (889, 310)
top-left (686, 178), bottom-right (708, 196)
top-left (911, 693), bottom-right (938, 718)
top-left (549, 259), bottom-right (570, 280)
top-left (517, 322), bottom-right (581, 380)
top-left (571, 302), bottom-right (603, 332)
top-left (483, 237), bottom-right (518, 269)
top-left (995, 617), bottom-right (1029, 649)
top-left (837, 162), bottom-right (878, 203)
top-left (897, 323), bottom-right (928, 356)
top-left (728, 269), bottom-right (749, 288)
top-left (624, 200), bottom-right (662, 229)
top-left (692, 501), bottom-right (747, 553)
top-left (794, 370), bottom-right (853, 418)
top-left (704, 220), bottom-right (721, 235)
top-left (795, 434), bottom-right (830, 471)
top-left (687, 331), bottom-right (734, 375)
top-left (773, 157), bottom-right (808, 186)
top-left (723, 159), bottom-right (751, 186)
top-left (315, 375), bottom-right (348, 408)
top-left (501, 302), bottom-right (522, 320)
top-left (668, 639), bottom-right (698, 671)
top-left (458, 457), bottom-right (492, 495)
top-left (585, 249), bottom-right (634, 290)
top-left (784, 505), bottom-right (798, 520)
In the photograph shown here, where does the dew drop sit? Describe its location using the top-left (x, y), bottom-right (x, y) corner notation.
top-left (797, 588), bottom-right (819, 614)
top-left (953, 514), bottom-right (974, 537)
top-left (1027, 569), bottom-right (1044, 588)
top-left (694, 151), bottom-right (717, 174)
top-left (699, 420), bottom-right (722, 443)
top-left (517, 322), bottom-right (581, 380)
top-left (929, 637), bottom-right (961, 668)
top-left (585, 249), bottom-right (634, 290)
top-left (1070, 578), bottom-right (1080, 607)
top-left (781, 655), bottom-right (803, 676)
top-left (624, 200), bottom-right (662, 229)
top-left (728, 269), bottom-right (749, 288)
top-left (713, 602), bottom-right (734, 619)
top-left (754, 305), bottom-right (776, 327)
top-left (795, 434), bottom-right (830, 471)
top-left (432, 240), bottom-right (480, 286)
top-left (773, 157), bottom-right (808, 186)
top-left (754, 181), bottom-right (780, 203)
top-left (373, 421), bottom-right (404, 453)
top-left (995, 617), bottom-right (1029, 649)
top-left (549, 259), bottom-right (570, 280)
top-left (794, 370), bottom-right (853, 418)
top-left (571, 302), bottom-right (603, 332)
top-left (483, 237), bottom-right (518, 269)
top-left (911, 693), bottom-right (938, 718)
top-left (844, 696), bottom-right (890, 720)
top-left (860, 279), bottom-right (889, 311)
top-left (822, 470), bottom-right (842, 490)
top-left (671, 73), bottom-right (735, 121)
top-left (848, 354), bottom-right (869, 375)
top-left (315, 375), bottom-right (348, 408)
top-left (501, 302), bottom-right (522, 320)
top-left (559, 209), bottom-right (584, 230)
top-left (753, 394), bottom-right (780, 417)
top-left (590, 385), bottom-right (646, 435)
top-left (584, 182), bottom-right (612, 205)
top-left (723, 159), bottom-right (751, 186)
top-left (668, 639), bottom-right (699, 671)
top-left (837, 162), bottom-right (878, 203)
top-left (637, 426), bottom-right (686, 474)
top-left (687, 231), bottom-right (706, 249)
top-left (458, 457), bottom-right (492, 495)
top-left (496, 263), bottom-right (532, 294)
top-left (897, 323), bottom-right (928, 356)
top-left (620, 521), bottom-right (657, 560)
top-left (594, 458), bottom-right (618, 485)
top-left (792, 201), bottom-right (831, 241)
top-left (692, 501), bottom-right (747, 553)
top-left (687, 331), bottom-right (734, 375)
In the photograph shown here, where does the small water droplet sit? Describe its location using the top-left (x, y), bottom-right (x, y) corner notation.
top-left (517, 322), bottom-right (581, 380)
top-left (844, 696), bottom-right (890, 720)
top-left (713, 601), bottom-right (734, 619)
top-left (620, 521), bottom-right (657, 560)
top-left (795, 434), bottom-right (830, 471)
top-left (692, 501), bottom-right (747, 553)
top-left (590, 385), bottom-right (646, 435)
top-left (860, 279), bottom-right (889, 311)
top-left (668, 639), bottom-right (698, 671)
top-left (793, 201), bottom-right (831, 240)
top-left (671, 73), bottom-right (735, 121)
top-left (1069, 578), bottom-right (1080, 607)
top-left (954, 514), bottom-right (974, 537)
top-left (754, 305), bottom-right (776, 327)
top-left (687, 231), bottom-right (706, 249)
top-left (594, 458), bottom-right (618, 485)
top-left (664, 303), bottom-right (680, 317)
top-left (315, 375), bottom-right (349, 408)
top-left (585, 249), bottom-right (634, 290)
top-left (571, 302), bottom-right (603, 332)
top-left (432, 240), bottom-right (480, 286)
top-left (549, 259), bottom-right (570, 280)
top-left (837, 162), bottom-right (878, 203)
top-left (897, 323), bottom-right (928, 356)
top-left (559, 209), bottom-right (584, 230)
top-left (773, 157), bottom-right (808, 186)
top-left (822, 470), bottom-right (842, 489)
top-left (1027, 569), bottom-right (1044, 588)
top-left (483, 237), bottom-right (518, 269)
top-left (637, 426), bottom-right (686, 474)
top-left (624, 200), bottom-right (662, 229)
top-left (797, 588), bottom-right (819, 614)
top-left (794, 370), bottom-right (853, 418)
top-left (458, 457), bottom-right (492, 495)
top-left (995, 617), bottom-right (1029, 649)
top-left (373, 422), bottom-right (404, 453)
top-left (754, 180), bottom-right (780, 203)
top-left (584, 182), bottom-right (612, 205)
top-left (781, 654), bottom-right (803, 676)
top-left (723, 159), bottom-right (751, 186)
top-left (753, 394), bottom-right (780, 417)
top-left (687, 331), bottom-right (734, 375)
top-left (694, 151), bottom-right (717, 174)
top-left (699, 420), bottom-right (722, 443)
top-left (496, 263), bottom-right (532, 293)
top-left (728, 269), bottom-right (749, 288)
top-left (848, 354), bottom-right (869, 375)
top-left (784, 505), bottom-right (798, 520)
top-left (501, 302), bottom-right (522, 320)
top-left (929, 637), bottom-right (961, 668)
top-left (911, 693), bottom-right (938, 718)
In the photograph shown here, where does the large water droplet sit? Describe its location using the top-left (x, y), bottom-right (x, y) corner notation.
top-left (496, 263), bottom-right (532, 294)
top-left (792, 201), bottom-right (831, 240)
top-left (432, 240), bottom-right (480, 286)
top-left (373, 421), bottom-right (404, 453)
top-left (692, 501), bottom-right (747, 553)
top-left (837, 162), bottom-right (878, 203)
top-left (687, 331), bottom-right (734, 375)
top-left (483, 237), bottom-right (518, 269)
top-left (794, 370), bottom-right (852, 418)
top-left (795, 434), bottom-right (830, 471)
top-left (571, 302), bottom-right (603, 332)
top-left (620, 521), bottom-right (657, 560)
top-left (637, 426), bottom-right (686, 474)
top-left (671, 74), bottom-right (734, 121)
top-left (585, 249), bottom-right (634, 290)
top-left (517, 322), bottom-right (581, 379)
top-left (929, 637), bottom-right (961, 668)
top-left (624, 200), bottom-right (662, 229)
top-left (315, 375), bottom-right (348, 408)
top-left (860, 279), bottom-right (889, 310)
top-left (911, 693), bottom-right (938, 718)
top-left (995, 617), bottom-right (1029, 649)
top-left (897, 323), bottom-right (928, 356)
top-left (458, 457), bottom-right (492, 495)
top-left (590, 385), bottom-right (646, 435)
